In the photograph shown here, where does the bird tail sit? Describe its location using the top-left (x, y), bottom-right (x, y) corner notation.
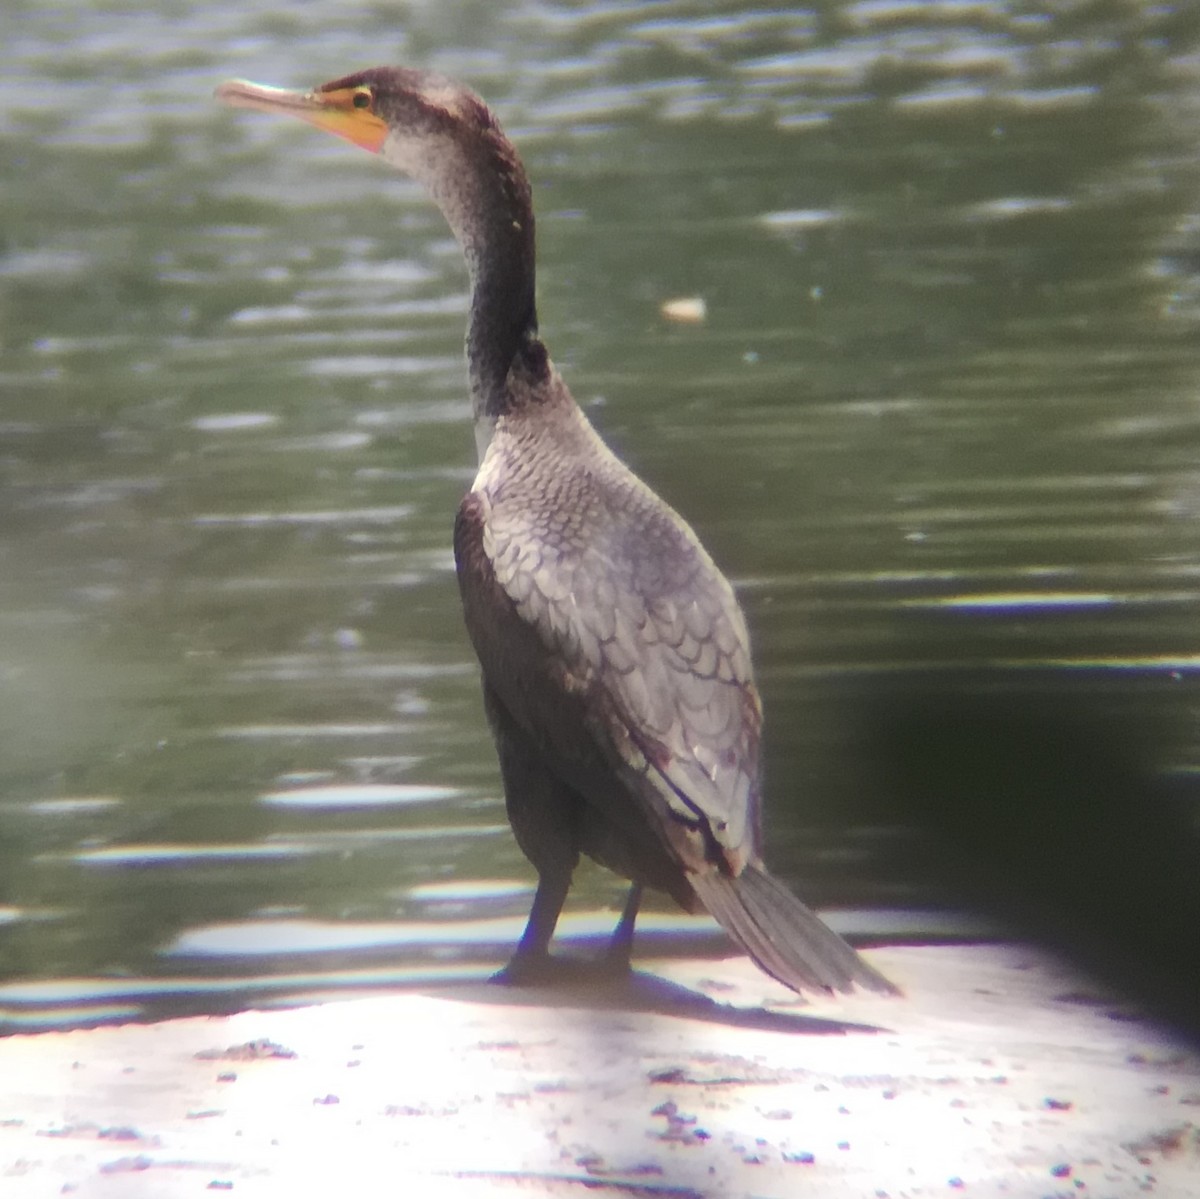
top-left (690, 863), bottom-right (899, 997)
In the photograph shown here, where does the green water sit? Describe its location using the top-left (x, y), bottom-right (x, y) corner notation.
top-left (1, 0), bottom-right (1199, 1026)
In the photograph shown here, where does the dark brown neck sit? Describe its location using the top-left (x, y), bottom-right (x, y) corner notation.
top-left (364, 68), bottom-right (545, 433)
top-left (460, 139), bottom-right (539, 417)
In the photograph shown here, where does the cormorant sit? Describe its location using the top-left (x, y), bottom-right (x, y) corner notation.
top-left (216, 68), bottom-right (896, 997)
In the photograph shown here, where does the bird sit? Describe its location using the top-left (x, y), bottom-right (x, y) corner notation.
top-left (215, 67), bottom-right (897, 997)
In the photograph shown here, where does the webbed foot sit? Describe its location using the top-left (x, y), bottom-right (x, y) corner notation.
top-left (491, 950), bottom-right (633, 988)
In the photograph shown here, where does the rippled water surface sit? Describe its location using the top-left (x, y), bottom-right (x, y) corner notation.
top-left (2, 0), bottom-right (1199, 1027)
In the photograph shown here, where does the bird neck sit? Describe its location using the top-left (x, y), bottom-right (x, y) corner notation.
top-left (462, 193), bottom-right (539, 425)
top-left (382, 118), bottom-right (539, 431)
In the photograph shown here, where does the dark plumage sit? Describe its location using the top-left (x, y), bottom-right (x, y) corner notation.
top-left (216, 66), bottom-right (897, 997)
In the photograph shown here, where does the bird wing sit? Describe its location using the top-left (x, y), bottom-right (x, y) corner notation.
top-left (458, 442), bottom-right (762, 871)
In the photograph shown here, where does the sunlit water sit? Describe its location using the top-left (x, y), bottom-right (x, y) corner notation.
top-left (1, 0), bottom-right (1199, 1028)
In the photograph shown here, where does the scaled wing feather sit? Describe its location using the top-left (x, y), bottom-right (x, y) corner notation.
top-left (481, 451), bottom-right (762, 865)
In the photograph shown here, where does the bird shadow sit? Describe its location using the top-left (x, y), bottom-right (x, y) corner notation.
top-left (421, 963), bottom-right (887, 1036)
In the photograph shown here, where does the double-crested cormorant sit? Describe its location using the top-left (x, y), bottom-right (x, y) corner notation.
top-left (216, 68), bottom-right (896, 996)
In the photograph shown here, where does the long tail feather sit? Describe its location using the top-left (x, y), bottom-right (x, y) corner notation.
top-left (691, 864), bottom-right (899, 996)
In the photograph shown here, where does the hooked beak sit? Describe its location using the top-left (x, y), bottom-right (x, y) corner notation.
top-left (215, 79), bottom-right (388, 154)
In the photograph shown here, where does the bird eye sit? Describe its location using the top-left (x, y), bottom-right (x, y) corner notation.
top-left (352, 88), bottom-right (372, 110)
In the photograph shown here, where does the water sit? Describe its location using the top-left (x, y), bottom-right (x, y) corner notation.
top-left (2, 0), bottom-right (1199, 1028)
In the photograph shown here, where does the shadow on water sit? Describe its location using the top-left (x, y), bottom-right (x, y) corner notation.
top-left (0, 914), bottom-right (911, 1034)
top-left (0, 956), bottom-right (889, 1040)
top-left (833, 626), bottom-right (1200, 1038)
top-left (426, 970), bottom-right (888, 1038)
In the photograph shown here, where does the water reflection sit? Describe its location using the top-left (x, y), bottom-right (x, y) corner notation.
top-left (1, 0), bottom-right (1198, 1027)
top-left (259, 783), bottom-right (461, 807)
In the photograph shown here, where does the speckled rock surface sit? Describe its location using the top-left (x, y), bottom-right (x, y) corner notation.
top-left (1, 945), bottom-right (1196, 1198)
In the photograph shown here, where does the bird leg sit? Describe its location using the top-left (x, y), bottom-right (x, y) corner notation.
top-left (492, 877), bottom-right (646, 986)
top-left (491, 867), bottom-right (572, 985)
top-left (605, 882), bottom-right (642, 971)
